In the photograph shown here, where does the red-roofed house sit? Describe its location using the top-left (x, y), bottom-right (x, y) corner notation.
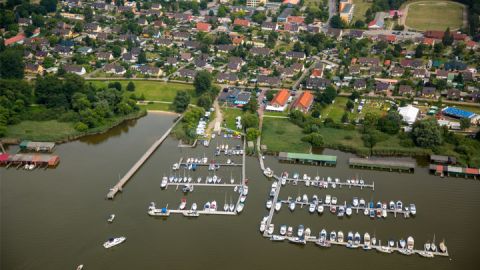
top-left (310, 68), bottom-right (323, 78)
top-left (234, 18), bottom-right (250, 27)
top-left (283, 0), bottom-right (300, 5)
top-left (466, 40), bottom-right (478, 50)
top-left (291, 91), bottom-right (314, 112)
top-left (423, 38), bottom-right (435, 46)
top-left (4, 33), bottom-right (26, 46)
top-left (266, 89), bottom-right (290, 112)
top-left (287, 16), bottom-right (304, 24)
top-left (196, 22), bottom-right (211, 32)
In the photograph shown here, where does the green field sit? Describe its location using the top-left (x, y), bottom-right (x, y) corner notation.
top-left (320, 97), bottom-right (351, 122)
top-left (261, 118), bottom-right (311, 153)
top-left (352, 0), bottom-right (372, 22)
top-left (222, 107), bottom-right (245, 131)
top-left (88, 81), bottom-right (196, 103)
top-left (405, 1), bottom-right (464, 31)
top-left (5, 120), bottom-right (77, 141)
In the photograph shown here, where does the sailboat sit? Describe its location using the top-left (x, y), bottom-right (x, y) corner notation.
top-left (223, 193), bottom-right (228, 212)
top-left (161, 175), bottom-right (168, 188)
top-left (229, 196), bottom-right (235, 212)
top-left (230, 171), bottom-right (234, 184)
top-left (431, 234), bottom-right (437, 252)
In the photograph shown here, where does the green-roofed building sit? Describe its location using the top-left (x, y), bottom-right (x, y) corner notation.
top-left (278, 152), bottom-right (337, 166)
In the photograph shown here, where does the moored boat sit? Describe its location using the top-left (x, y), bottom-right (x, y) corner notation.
top-left (363, 233), bottom-right (371, 250)
top-left (103, 237), bottom-right (126, 248)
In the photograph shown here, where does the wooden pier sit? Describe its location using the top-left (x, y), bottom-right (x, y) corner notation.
top-left (107, 115), bottom-right (182, 199)
top-left (281, 177), bottom-right (374, 190)
top-left (263, 179), bottom-right (281, 238)
top-left (169, 209), bottom-right (236, 216)
top-left (179, 162), bottom-right (242, 167)
top-left (263, 234), bottom-right (449, 258)
top-left (276, 200), bottom-right (413, 217)
top-left (165, 183), bottom-right (240, 188)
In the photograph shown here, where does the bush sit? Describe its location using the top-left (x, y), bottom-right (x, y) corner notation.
top-left (344, 135), bottom-right (352, 140)
top-left (74, 121), bottom-right (89, 132)
top-left (58, 111), bottom-right (79, 122)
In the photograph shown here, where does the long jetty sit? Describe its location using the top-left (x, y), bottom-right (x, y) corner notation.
top-left (107, 115), bottom-right (183, 199)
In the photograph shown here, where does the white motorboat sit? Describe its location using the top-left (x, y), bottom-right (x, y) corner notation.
top-left (280, 225), bottom-right (287, 236)
top-left (242, 186), bottom-right (249, 195)
top-left (364, 208), bottom-right (369, 216)
top-left (289, 201), bottom-right (296, 211)
top-left (352, 197), bottom-right (359, 207)
top-left (210, 201), bottom-right (217, 211)
top-left (431, 235), bottom-right (437, 252)
top-left (330, 231), bottom-right (337, 242)
top-left (179, 198), bottom-right (187, 210)
top-left (76, 265), bottom-right (84, 270)
top-left (331, 197), bottom-right (337, 205)
top-left (288, 237), bottom-right (306, 245)
top-left (407, 236), bottom-right (414, 250)
top-left (270, 235), bottom-right (285, 241)
top-left (359, 198), bottom-right (366, 207)
top-left (172, 163), bottom-right (179, 170)
top-left (337, 231), bottom-right (344, 243)
top-left (353, 232), bottom-right (361, 247)
top-left (286, 226), bottom-right (293, 237)
top-left (302, 194), bottom-right (308, 203)
top-left (107, 214), bottom-right (115, 223)
top-left (325, 195), bottom-right (331, 204)
top-left (263, 168), bottom-right (273, 178)
top-left (439, 240), bottom-right (447, 253)
top-left (363, 233), bottom-right (372, 250)
top-left (297, 225), bottom-right (305, 237)
top-left (240, 195), bottom-right (246, 203)
top-left (266, 199), bottom-right (273, 209)
top-left (399, 239), bottom-right (406, 249)
top-left (275, 201), bottom-right (282, 211)
top-left (236, 202), bottom-right (244, 213)
top-left (317, 205), bottom-right (324, 214)
top-left (308, 203), bottom-right (316, 213)
top-left (223, 202), bottom-right (229, 212)
top-left (191, 203), bottom-right (197, 211)
top-left (103, 237), bottom-right (126, 248)
top-left (409, 204), bottom-right (416, 215)
top-left (305, 227), bottom-right (311, 237)
top-left (346, 206), bottom-right (352, 216)
top-left (161, 176), bottom-right (168, 188)
top-left (346, 232), bottom-right (354, 248)
top-left (267, 224), bottom-right (274, 235)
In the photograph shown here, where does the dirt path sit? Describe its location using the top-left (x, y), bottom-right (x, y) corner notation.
top-left (207, 99), bottom-right (223, 134)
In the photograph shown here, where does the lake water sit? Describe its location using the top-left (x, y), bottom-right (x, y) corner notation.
top-left (1, 113), bottom-right (480, 270)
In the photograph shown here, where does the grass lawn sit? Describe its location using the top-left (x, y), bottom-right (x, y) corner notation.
top-left (321, 96), bottom-right (350, 122)
top-left (138, 103), bottom-right (173, 112)
top-left (261, 118), bottom-right (311, 153)
top-left (263, 111), bottom-right (289, 117)
top-left (5, 120), bottom-right (77, 141)
top-left (405, 1), bottom-right (464, 31)
top-left (352, 0), bottom-right (372, 22)
top-left (88, 80), bottom-right (197, 103)
top-left (222, 107), bottom-right (245, 131)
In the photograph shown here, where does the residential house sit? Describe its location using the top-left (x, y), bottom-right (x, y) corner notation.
top-left (375, 82), bottom-right (390, 93)
top-left (261, 22), bottom-right (278, 31)
top-left (25, 63), bottom-right (44, 74)
top-left (97, 52), bottom-right (113, 61)
top-left (390, 66), bottom-right (404, 77)
top-left (196, 22), bottom-right (212, 32)
top-left (137, 65), bottom-right (163, 77)
top-left (233, 18), bottom-right (250, 27)
top-left (291, 91), bottom-right (314, 113)
top-left (180, 52), bottom-right (193, 62)
top-left (250, 47), bottom-right (270, 56)
top-left (227, 57), bottom-right (244, 72)
top-left (178, 69), bottom-right (197, 79)
top-left (447, 89), bottom-right (461, 100)
top-left (305, 78), bottom-right (331, 90)
top-left (256, 75), bottom-right (281, 86)
top-left (353, 79), bottom-right (366, 90)
top-left (217, 72), bottom-right (239, 84)
top-left (64, 64), bottom-right (86, 76)
top-left (398, 85), bottom-right (413, 96)
top-left (104, 63), bottom-right (126, 75)
top-left (413, 69), bottom-right (427, 79)
top-left (436, 69), bottom-right (449, 80)
top-left (122, 53), bottom-right (137, 63)
top-left (285, 51), bottom-right (306, 61)
top-left (421, 86), bottom-right (438, 98)
top-left (266, 89), bottom-right (290, 111)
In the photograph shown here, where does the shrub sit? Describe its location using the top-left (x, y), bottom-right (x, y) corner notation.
top-left (74, 121), bottom-right (88, 132)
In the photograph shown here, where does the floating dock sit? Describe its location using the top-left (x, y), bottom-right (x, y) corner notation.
top-left (107, 115), bottom-right (182, 199)
top-left (349, 158), bottom-right (415, 173)
top-left (0, 153), bottom-right (59, 168)
top-left (280, 177), bottom-right (374, 190)
top-left (165, 183), bottom-right (240, 188)
top-left (179, 162), bottom-right (242, 167)
top-left (264, 234), bottom-right (449, 258)
top-left (169, 209), bottom-right (236, 216)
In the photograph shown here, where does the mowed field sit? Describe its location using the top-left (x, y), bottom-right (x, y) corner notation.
top-left (89, 81), bottom-right (196, 103)
top-left (405, 1), bottom-right (464, 31)
top-left (352, 0), bottom-right (372, 22)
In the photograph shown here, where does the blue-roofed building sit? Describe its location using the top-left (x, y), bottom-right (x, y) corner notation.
top-left (442, 107), bottom-right (476, 119)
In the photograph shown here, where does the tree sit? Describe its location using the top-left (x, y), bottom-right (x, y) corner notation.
top-left (317, 85), bottom-right (337, 104)
top-left (251, 11), bottom-right (267, 24)
top-left (346, 100), bottom-right (354, 111)
top-left (112, 45), bottom-right (122, 58)
top-left (246, 127), bottom-right (260, 141)
top-left (301, 133), bottom-right (324, 147)
top-left (127, 81), bottom-right (135, 92)
top-left (108, 82), bottom-right (122, 91)
top-left (330, 15), bottom-right (346, 29)
top-left (415, 44), bottom-right (424, 58)
top-left (412, 119), bottom-right (442, 148)
top-left (196, 94), bottom-right (212, 110)
top-left (460, 118), bottom-right (471, 130)
top-left (40, 0), bottom-right (57, 13)
top-left (362, 130), bottom-right (381, 154)
top-left (193, 71), bottom-right (212, 95)
top-left (362, 111), bottom-right (380, 133)
top-left (24, 25), bottom-right (36, 38)
top-left (241, 113), bottom-right (258, 129)
top-left (217, 5), bottom-right (229, 17)
top-left (243, 96), bottom-right (258, 113)
top-left (434, 43), bottom-right (444, 54)
top-left (442, 27), bottom-right (454, 46)
top-left (377, 110), bottom-right (403, 135)
top-left (137, 50), bottom-right (147, 64)
top-left (0, 49), bottom-right (24, 79)
top-left (349, 91), bottom-right (360, 101)
top-left (172, 91), bottom-right (191, 112)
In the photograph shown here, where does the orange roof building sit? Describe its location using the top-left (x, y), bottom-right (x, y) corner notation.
top-left (266, 89), bottom-right (290, 111)
top-left (234, 18), bottom-right (250, 27)
top-left (196, 22), bottom-right (211, 32)
top-left (4, 33), bottom-right (26, 46)
top-left (287, 16), bottom-right (304, 24)
top-left (291, 91), bottom-right (314, 112)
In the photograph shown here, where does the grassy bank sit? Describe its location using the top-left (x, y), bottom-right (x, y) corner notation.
top-left (261, 118), bottom-right (311, 153)
top-left (4, 110), bottom-right (146, 142)
top-left (222, 107), bottom-right (245, 131)
top-left (88, 80), bottom-right (197, 103)
top-left (138, 102), bottom-right (173, 112)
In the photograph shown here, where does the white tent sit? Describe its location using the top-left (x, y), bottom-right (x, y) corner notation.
top-left (397, 105), bottom-right (419, 125)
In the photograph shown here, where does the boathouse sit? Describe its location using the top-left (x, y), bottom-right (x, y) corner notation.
top-left (278, 152), bottom-right (337, 166)
top-left (429, 164), bottom-right (479, 179)
top-left (349, 158), bottom-right (415, 173)
top-left (430, 155), bottom-right (456, 165)
top-left (19, 141), bottom-right (56, 152)
top-left (0, 153), bottom-right (60, 168)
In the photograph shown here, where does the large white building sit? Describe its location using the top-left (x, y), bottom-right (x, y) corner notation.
top-left (247, 0), bottom-right (266, 8)
top-left (398, 105), bottom-right (420, 125)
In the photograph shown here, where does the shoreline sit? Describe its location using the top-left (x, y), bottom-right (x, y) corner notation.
top-left (146, 110), bottom-right (179, 115)
top-left (1, 110), bottom-right (147, 144)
